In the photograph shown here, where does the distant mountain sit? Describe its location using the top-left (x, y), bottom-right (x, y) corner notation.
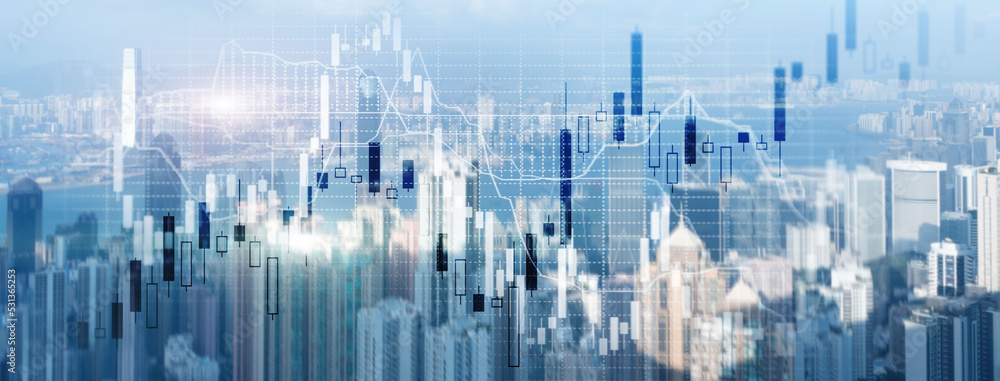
top-left (0, 60), bottom-right (24, 75)
top-left (0, 60), bottom-right (117, 98)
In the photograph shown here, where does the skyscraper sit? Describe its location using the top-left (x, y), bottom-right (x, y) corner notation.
top-left (670, 185), bottom-right (724, 262)
top-left (74, 258), bottom-right (113, 379)
top-left (786, 223), bottom-right (831, 276)
top-left (927, 239), bottom-right (974, 297)
top-left (424, 317), bottom-right (491, 381)
top-left (638, 223), bottom-right (726, 380)
top-left (56, 212), bottom-right (98, 262)
top-left (972, 135), bottom-right (996, 166)
top-left (356, 299), bottom-right (425, 381)
top-left (719, 281), bottom-right (766, 381)
top-left (903, 312), bottom-right (938, 381)
top-left (905, 301), bottom-right (997, 381)
top-left (887, 160), bottom-right (946, 254)
top-left (831, 262), bottom-right (874, 381)
top-left (941, 211), bottom-right (972, 246)
top-left (848, 166), bottom-right (886, 261)
top-left (794, 290), bottom-right (851, 381)
top-left (943, 97), bottom-right (970, 146)
top-left (954, 165), bottom-right (977, 213)
top-left (826, 33), bottom-right (838, 85)
top-left (7, 177), bottom-right (42, 273)
top-left (415, 152), bottom-right (476, 326)
top-left (29, 266), bottom-right (69, 380)
top-left (976, 165), bottom-right (1000, 292)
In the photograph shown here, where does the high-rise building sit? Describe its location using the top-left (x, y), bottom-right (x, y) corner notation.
top-left (356, 299), bottom-right (425, 381)
top-left (955, 164), bottom-right (978, 213)
top-left (794, 289), bottom-right (851, 381)
top-left (352, 203), bottom-right (402, 305)
top-left (826, 33), bottom-right (838, 85)
top-left (28, 266), bottom-right (69, 381)
top-left (904, 312), bottom-right (938, 381)
top-left (985, 126), bottom-right (1000, 149)
top-left (638, 222), bottom-right (726, 380)
top-left (670, 185), bottom-right (724, 262)
top-left (723, 183), bottom-right (755, 256)
top-left (7, 177), bottom-right (42, 274)
top-left (887, 306), bottom-right (911, 372)
top-left (718, 281), bottom-right (767, 381)
top-left (941, 211), bottom-right (972, 246)
top-left (904, 301), bottom-right (997, 381)
top-left (848, 166), bottom-right (886, 261)
top-left (73, 258), bottom-right (113, 379)
top-left (943, 97), bottom-right (970, 146)
top-left (887, 160), bottom-right (946, 254)
top-left (786, 223), bottom-right (831, 275)
top-left (907, 259), bottom-right (930, 293)
top-left (56, 212), bottom-right (98, 262)
top-left (972, 135), bottom-right (996, 166)
top-left (330, 248), bottom-right (367, 381)
top-left (737, 256), bottom-right (794, 321)
top-left (424, 316), bottom-right (491, 381)
top-left (976, 165), bottom-right (1000, 292)
top-left (476, 94), bottom-right (495, 135)
top-left (831, 262), bottom-right (874, 381)
top-left (415, 151), bottom-right (476, 326)
top-left (970, 209), bottom-right (979, 252)
top-left (927, 239), bottom-right (974, 297)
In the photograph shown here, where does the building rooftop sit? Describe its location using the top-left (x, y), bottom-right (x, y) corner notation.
top-left (886, 159), bottom-right (946, 172)
top-left (10, 177), bottom-right (40, 194)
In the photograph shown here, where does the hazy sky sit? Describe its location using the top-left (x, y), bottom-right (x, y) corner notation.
top-left (2, 0), bottom-right (999, 82)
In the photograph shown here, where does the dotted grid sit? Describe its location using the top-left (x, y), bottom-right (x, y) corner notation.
top-left (22, 3), bottom-right (910, 379)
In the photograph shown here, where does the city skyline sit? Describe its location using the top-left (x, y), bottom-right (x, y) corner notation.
top-left (3, 1), bottom-right (1000, 380)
